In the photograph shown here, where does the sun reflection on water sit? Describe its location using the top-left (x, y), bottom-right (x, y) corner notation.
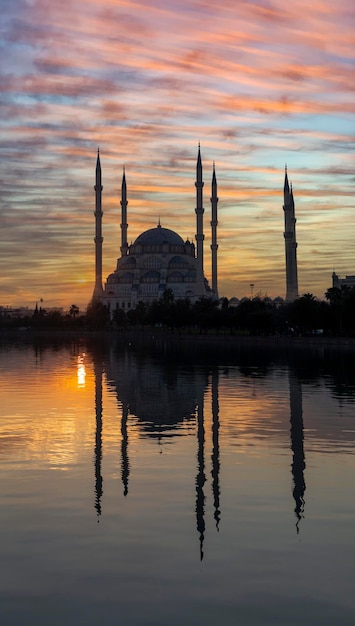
top-left (77, 353), bottom-right (86, 388)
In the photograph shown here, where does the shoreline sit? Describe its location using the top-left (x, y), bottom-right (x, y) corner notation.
top-left (1, 328), bottom-right (355, 352)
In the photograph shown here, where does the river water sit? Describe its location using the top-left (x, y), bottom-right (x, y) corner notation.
top-left (0, 335), bottom-right (354, 625)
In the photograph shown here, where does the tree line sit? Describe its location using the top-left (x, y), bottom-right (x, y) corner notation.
top-left (2, 286), bottom-right (354, 336)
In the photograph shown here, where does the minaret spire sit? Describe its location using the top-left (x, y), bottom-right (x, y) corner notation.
top-left (283, 167), bottom-right (298, 302)
top-left (284, 164), bottom-right (289, 194)
top-left (93, 149), bottom-right (104, 299)
top-left (210, 162), bottom-right (219, 297)
top-left (120, 166), bottom-right (128, 257)
top-left (195, 144), bottom-right (205, 286)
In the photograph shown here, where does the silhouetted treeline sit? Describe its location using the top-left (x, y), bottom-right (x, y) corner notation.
top-left (1, 287), bottom-right (355, 336)
top-left (110, 287), bottom-right (355, 336)
top-left (0, 304), bottom-right (87, 331)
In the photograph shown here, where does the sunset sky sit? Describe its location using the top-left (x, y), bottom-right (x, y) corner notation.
top-left (1, 0), bottom-right (354, 310)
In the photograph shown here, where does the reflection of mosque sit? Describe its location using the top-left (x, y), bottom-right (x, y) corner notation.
top-left (92, 346), bottom-right (306, 556)
top-left (106, 349), bottom-right (205, 440)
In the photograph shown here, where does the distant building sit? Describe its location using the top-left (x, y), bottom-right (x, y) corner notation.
top-left (93, 147), bottom-right (219, 314)
top-left (332, 272), bottom-right (355, 290)
top-left (0, 306), bottom-right (32, 319)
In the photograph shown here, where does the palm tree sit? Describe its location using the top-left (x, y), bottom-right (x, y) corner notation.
top-left (69, 304), bottom-right (79, 319)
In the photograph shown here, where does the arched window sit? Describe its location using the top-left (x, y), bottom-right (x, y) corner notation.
top-left (169, 256), bottom-right (189, 269)
top-left (167, 271), bottom-right (183, 283)
top-left (141, 270), bottom-right (160, 283)
top-left (119, 272), bottom-right (134, 283)
top-left (107, 273), bottom-right (118, 284)
top-left (142, 256), bottom-right (162, 270)
top-left (120, 257), bottom-right (136, 269)
top-left (185, 270), bottom-right (196, 283)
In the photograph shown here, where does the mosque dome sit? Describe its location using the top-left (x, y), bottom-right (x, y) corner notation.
top-left (133, 225), bottom-right (185, 247)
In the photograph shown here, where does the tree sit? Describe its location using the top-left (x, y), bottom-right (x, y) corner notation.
top-left (324, 286), bottom-right (352, 335)
top-left (127, 301), bottom-right (148, 326)
top-left (286, 293), bottom-right (320, 335)
top-left (171, 298), bottom-right (192, 329)
top-left (69, 304), bottom-right (79, 319)
top-left (233, 297), bottom-right (274, 335)
top-left (325, 286), bottom-right (348, 305)
top-left (113, 307), bottom-right (127, 328)
top-left (191, 297), bottom-right (219, 332)
top-left (162, 288), bottom-right (174, 304)
top-left (85, 300), bottom-right (109, 329)
top-left (342, 287), bottom-right (355, 335)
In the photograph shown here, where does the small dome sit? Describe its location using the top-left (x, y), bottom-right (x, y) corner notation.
top-left (134, 225), bottom-right (185, 247)
top-left (169, 256), bottom-right (189, 269)
top-left (120, 257), bottom-right (136, 268)
top-left (229, 297), bottom-right (240, 307)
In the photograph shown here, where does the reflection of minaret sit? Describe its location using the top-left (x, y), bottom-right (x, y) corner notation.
top-left (121, 402), bottom-right (130, 496)
top-left (289, 371), bottom-right (306, 533)
top-left (94, 359), bottom-right (104, 518)
top-left (195, 388), bottom-right (206, 561)
top-left (211, 368), bottom-right (221, 530)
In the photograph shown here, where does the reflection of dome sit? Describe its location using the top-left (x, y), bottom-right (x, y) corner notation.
top-left (105, 348), bottom-right (208, 438)
top-left (134, 226), bottom-right (185, 247)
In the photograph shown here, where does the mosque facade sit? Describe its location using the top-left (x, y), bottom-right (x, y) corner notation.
top-left (92, 147), bottom-right (218, 313)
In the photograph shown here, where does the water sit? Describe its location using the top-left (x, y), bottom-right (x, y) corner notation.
top-left (1, 335), bottom-right (355, 625)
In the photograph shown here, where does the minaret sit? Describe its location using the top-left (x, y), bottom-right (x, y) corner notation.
top-left (93, 149), bottom-right (104, 299)
top-left (195, 144), bottom-right (205, 281)
top-left (120, 167), bottom-right (129, 257)
top-left (283, 166), bottom-right (298, 302)
top-left (210, 163), bottom-right (219, 297)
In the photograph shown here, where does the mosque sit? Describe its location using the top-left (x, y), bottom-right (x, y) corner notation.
top-left (92, 146), bottom-right (219, 313)
top-left (92, 148), bottom-right (300, 311)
